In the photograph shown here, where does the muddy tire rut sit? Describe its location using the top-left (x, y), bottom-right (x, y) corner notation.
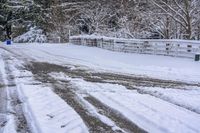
top-left (85, 96), bottom-right (147, 133)
top-left (25, 61), bottom-right (200, 133)
top-left (0, 78), bottom-right (7, 130)
top-left (2, 55), bottom-right (30, 133)
top-left (26, 65), bottom-right (117, 132)
top-left (26, 62), bottom-right (149, 133)
top-left (26, 62), bottom-right (199, 89)
top-left (54, 84), bottom-right (116, 133)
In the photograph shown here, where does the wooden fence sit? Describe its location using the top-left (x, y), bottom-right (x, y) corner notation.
top-left (69, 36), bottom-right (200, 59)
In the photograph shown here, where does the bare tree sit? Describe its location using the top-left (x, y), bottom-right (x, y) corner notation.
top-left (151, 0), bottom-right (200, 39)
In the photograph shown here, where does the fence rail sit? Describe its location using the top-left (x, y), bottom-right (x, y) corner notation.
top-left (69, 35), bottom-right (200, 59)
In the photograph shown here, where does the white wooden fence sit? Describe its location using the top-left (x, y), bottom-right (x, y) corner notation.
top-left (69, 35), bottom-right (200, 59)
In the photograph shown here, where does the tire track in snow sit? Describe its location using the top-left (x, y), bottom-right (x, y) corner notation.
top-left (3, 46), bottom-right (200, 132)
top-left (53, 84), bottom-right (116, 133)
top-left (1, 53), bottom-right (30, 133)
top-left (26, 61), bottom-right (200, 132)
top-left (0, 71), bottom-right (7, 132)
top-left (26, 62), bottom-right (131, 133)
top-left (84, 96), bottom-right (147, 133)
top-left (137, 88), bottom-right (200, 114)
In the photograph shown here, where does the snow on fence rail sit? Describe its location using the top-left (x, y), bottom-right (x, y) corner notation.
top-left (69, 35), bottom-right (200, 59)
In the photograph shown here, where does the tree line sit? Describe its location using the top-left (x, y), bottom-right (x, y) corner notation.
top-left (0, 0), bottom-right (200, 42)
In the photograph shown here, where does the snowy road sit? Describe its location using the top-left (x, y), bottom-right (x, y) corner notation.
top-left (0, 43), bottom-right (200, 133)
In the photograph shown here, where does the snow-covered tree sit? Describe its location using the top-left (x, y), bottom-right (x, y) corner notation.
top-left (1, 0), bottom-right (200, 42)
top-left (0, 0), bottom-right (43, 41)
top-left (76, 1), bottom-right (115, 35)
top-left (44, 1), bottom-right (85, 42)
top-left (151, 0), bottom-right (200, 39)
top-left (112, 0), bottom-right (150, 38)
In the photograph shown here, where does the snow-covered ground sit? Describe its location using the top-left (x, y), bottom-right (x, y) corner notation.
top-left (0, 43), bottom-right (200, 133)
top-left (0, 47), bottom-right (88, 133)
top-left (17, 82), bottom-right (88, 133)
top-left (5, 43), bottom-right (200, 83)
top-left (138, 87), bottom-right (200, 114)
top-left (50, 72), bottom-right (200, 133)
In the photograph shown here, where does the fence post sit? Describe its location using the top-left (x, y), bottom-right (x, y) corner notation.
top-left (154, 43), bottom-right (157, 55)
top-left (81, 37), bottom-right (84, 46)
top-left (112, 39), bottom-right (114, 51)
top-left (99, 38), bottom-right (103, 48)
top-left (195, 54), bottom-right (200, 61)
top-left (166, 43), bottom-right (170, 55)
top-left (187, 45), bottom-right (192, 53)
top-left (175, 44), bottom-right (180, 57)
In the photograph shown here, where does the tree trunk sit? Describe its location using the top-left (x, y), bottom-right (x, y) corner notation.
top-left (184, 0), bottom-right (192, 39)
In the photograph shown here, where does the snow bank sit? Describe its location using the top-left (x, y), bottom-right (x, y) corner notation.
top-left (0, 52), bottom-right (17, 133)
top-left (14, 28), bottom-right (47, 43)
top-left (17, 83), bottom-right (88, 133)
top-left (138, 87), bottom-right (200, 114)
top-left (14, 69), bottom-right (89, 133)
